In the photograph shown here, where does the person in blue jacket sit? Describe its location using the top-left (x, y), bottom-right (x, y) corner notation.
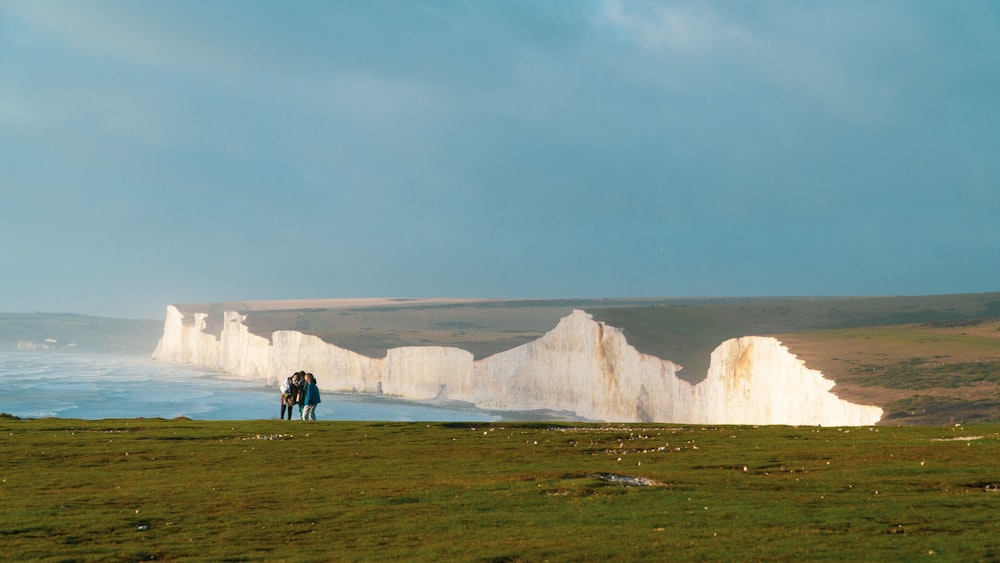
top-left (302, 372), bottom-right (321, 420)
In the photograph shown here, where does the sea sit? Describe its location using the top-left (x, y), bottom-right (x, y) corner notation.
top-left (0, 351), bottom-right (499, 422)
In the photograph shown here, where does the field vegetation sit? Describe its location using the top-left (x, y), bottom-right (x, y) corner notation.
top-left (772, 319), bottom-right (1000, 425)
top-left (6, 296), bottom-right (999, 558)
top-left (3, 417), bottom-right (1000, 561)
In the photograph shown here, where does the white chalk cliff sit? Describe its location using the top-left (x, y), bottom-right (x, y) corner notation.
top-left (153, 306), bottom-right (882, 425)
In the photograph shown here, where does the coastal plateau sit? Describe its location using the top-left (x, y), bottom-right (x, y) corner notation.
top-left (152, 299), bottom-right (885, 425)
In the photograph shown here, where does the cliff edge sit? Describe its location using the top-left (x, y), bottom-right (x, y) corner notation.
top-left (152, 305), bottom-right (882, 425)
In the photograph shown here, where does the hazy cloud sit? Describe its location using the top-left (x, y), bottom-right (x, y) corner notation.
top-left (1, 1), bottom-right (997, 318)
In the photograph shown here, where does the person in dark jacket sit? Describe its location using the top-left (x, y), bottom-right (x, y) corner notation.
top-left (279, 373), bottom-right (297, 420)
top-left (293, 371), bottom-right (306, 419)
top-left (302, 373), bottom-right (321, 421)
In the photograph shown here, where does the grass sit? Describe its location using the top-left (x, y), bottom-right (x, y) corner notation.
top-left (4, 417), bottom-right (1000, 561)
top-left (771, 319), bottom-right (1000, 425)
top-left (853, 359), bottom-right (1000, 389)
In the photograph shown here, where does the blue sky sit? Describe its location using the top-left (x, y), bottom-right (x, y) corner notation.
top-left (2, 1), bottom-right (998, 320)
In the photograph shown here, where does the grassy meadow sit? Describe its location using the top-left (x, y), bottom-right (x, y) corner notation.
top-left (6, 293), bottom-right (999, 559)
top-left (4, 416), bottom-right (1000, 561)
top-left (772, 319), bottom-right (1000, 425)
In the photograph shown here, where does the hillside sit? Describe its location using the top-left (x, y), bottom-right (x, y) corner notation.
top-left (176, 294), bottom-right (1000, 369)
top-left (0, 313), bottom-right (162, 354)
top-left (771, 319), bottom-right (1000, 425)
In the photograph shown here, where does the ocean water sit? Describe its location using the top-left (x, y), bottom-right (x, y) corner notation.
top-left (0, 352), bottom-right (498, 422)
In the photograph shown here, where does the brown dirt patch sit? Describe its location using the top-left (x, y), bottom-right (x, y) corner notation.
top-left (772, 320), bottom-right (1000, 425)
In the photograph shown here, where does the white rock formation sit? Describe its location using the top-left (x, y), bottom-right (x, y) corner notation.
top-left (693, 337), bottom-right (882, 426)
top-left (152, 306), bottom-right (882, 425)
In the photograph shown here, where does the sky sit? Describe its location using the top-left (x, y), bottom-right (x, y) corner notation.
top-left (1, 1), bottom-right (998, 320)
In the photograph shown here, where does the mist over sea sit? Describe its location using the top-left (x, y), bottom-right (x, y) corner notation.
top-left (0, 352), bottom-right (498, 422)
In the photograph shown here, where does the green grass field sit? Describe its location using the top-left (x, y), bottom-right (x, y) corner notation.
top-left (4, 416), bottom-right (1000, 561)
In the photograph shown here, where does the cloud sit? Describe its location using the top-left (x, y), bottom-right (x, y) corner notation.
top-left (594, 1), bottom-right (941, 124)
top-left (1, 1), bottom-right (998, 317)
top-left (1, 0), bottom-right (280, 75)
top-left (0, 90), bottom-right (47, 129)
top-left (600, 0), bottom-right (748, 51)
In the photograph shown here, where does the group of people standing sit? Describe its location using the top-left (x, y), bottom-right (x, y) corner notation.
top-left (280, 371), bottom-right (322, 420)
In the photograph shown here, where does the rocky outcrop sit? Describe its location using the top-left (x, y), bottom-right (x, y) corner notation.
top-left (152, 305), bottom-right (882, 425)
top-left (694, 337), bottom-right (882, 426)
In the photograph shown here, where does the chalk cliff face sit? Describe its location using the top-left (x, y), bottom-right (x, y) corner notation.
top-left (152, 306), bottom-right (882, 425)
top-left (694, 337), bottom-right (882, 426)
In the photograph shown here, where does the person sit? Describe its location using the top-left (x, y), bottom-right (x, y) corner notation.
top-left (279, 374), bottom-right (296, 420)
top-left (302, 373), bottom-right (321, 421)
top-left (293, 371), bottom-right (306, 419)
